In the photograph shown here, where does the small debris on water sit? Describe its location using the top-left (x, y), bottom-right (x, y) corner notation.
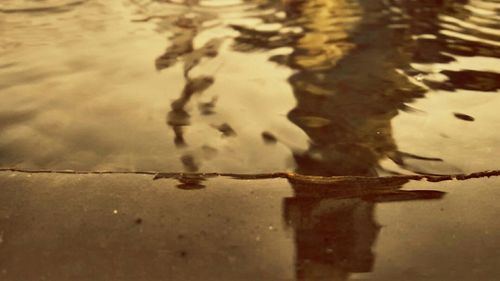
top-left (261, 131), bottom-right (277, 144)
top-left (453, 112), bottom-right (475, 122)
top-left (113, 210), bottom-right (118, 214)
top-left (135, 218), bottom-right (143, 224)
top-left (214, 123), bottom-right (236, 137)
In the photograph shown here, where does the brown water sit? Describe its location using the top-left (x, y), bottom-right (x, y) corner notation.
top-left (0, 0), bottom-right (500, 280)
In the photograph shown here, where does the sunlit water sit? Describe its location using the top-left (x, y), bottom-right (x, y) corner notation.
top-left (1, 0), bottom-right (498, 175)
top-left (0, 1), bottom-right (500, 280)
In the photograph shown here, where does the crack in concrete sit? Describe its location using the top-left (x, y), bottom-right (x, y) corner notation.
top-left (0, 168), bottom-right (499, 185)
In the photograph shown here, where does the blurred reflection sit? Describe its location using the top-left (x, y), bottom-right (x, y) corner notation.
top-left (231, 0), bottom-right (469, 280)
top-left (232, 0), bottom-right (499, 175)
top-left (140, 0), bottom-right (495, 279)
top-left (168, 75), bottom-right (215, 148)
top-left (233, 0), bottom-right (475, 176)
top-left (143, 0), bottom-right (499, 175)
top-left (151, 4), bottom-right (224, 173)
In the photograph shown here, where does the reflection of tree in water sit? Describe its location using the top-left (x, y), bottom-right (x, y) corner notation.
top-left (233, 0), bottom-right (499, 175)
top-left (234, 0), bottom-right (462, 176)
top-left (229, 0), bottom-right (489, 279)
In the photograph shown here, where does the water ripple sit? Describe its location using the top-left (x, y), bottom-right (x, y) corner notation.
top-left (0, 0), bottom-right (498, 175)
top-left (0, 0), bottom-right (88, 14)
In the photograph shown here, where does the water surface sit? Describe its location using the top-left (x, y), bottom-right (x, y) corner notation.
top-left (1, 0), bottom-right (499, 175)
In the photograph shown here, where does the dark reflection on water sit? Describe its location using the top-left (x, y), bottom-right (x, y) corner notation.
top-left (151, 4), bottom-right (225, 171)
top-left (142, 0), bottom-right (496, 279)
top-left (148, 0), bottom-right (499, 176)
top-left (230, 0), bottom-right (499, 176)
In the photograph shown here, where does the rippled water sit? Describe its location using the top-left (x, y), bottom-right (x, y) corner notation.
top-left (1, 0), bottom-right (498, 175)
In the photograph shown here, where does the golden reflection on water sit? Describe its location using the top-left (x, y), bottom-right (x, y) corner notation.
top-left (292, 0), bottom-right (359, 70)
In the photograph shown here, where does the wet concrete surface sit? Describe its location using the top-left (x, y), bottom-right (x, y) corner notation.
top-left (1, 172), bottom-right (500, 281)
